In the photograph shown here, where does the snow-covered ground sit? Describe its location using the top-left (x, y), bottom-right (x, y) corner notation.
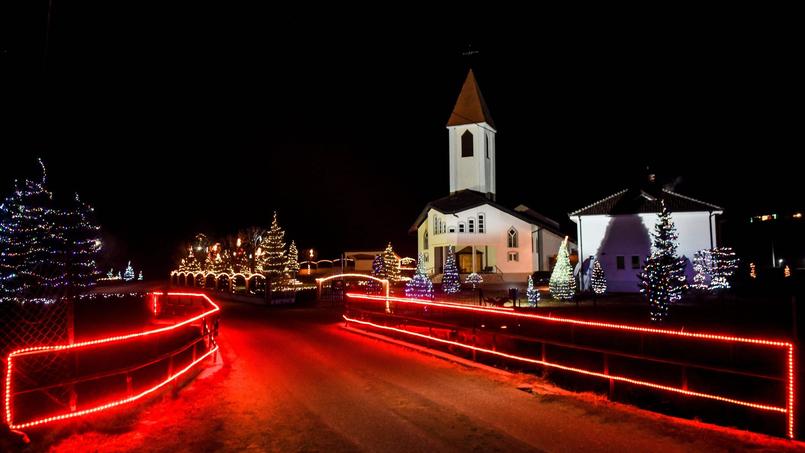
top-left (19, 302), bottom-right (804, 452)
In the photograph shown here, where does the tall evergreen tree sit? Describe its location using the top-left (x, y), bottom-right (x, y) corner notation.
top-left (63, 193), bottom-right (103, 291)
top-left (639, 201), bottom-right (687, 323)
top-left (526, 275), bottom-right (540, 306)
top-left (261, 211), bottom-right (286, 280)
top-left (549, 237), bottom-right (576, 300)
top-left (441, 245), bottom-right (460, 294)
top-left (405, 253), bottom-right (434, 300)
top-left (709, 247), bottom-right (738, 291)
top-left (366, 254), bottom-right (385, 295)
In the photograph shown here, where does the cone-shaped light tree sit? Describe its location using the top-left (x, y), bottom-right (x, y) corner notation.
top-left (639, 201), bottom-right (687, 323)
top-left (405, 253), bottom-right (434, 300)
top-left (441, 245), bottom-right (460, 294)
top-left (591, 257), bottom-right (607, 295)
top-left (526, 275), bottom-right (540, 306)
top-left (286, 240), bottom-right (300, 278)
top-left (549, 236), bottom-right (576, 300)
top-left (366, 254), bottom-right (385, 294)
top-left (261, 211), bottom-right (287, 281)
top-left (382, 242), bottom-right (400, 283)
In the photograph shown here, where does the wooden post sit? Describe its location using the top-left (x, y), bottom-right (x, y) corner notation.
top-left (604, 353), bottom-right (614, 399)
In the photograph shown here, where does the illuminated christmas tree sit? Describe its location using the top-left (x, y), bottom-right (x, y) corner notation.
top-left (138, 270), bottom-right (144, 281)
top-left (441, 246), bottom-right (460, 294)
top-left (123, 261), bottom-right (135, 281)
top-left (405, 253), bottom-right (434, 300)
top-left (639, 201), bottom-right (687, 323)
top-left (63, 193), bottom-right (103, 291)
top-left (286, 240), bottom-right (300, 278)
top-left (185, 247), bottom-right (202, 272)
top-left (366, 254), bottom-right (384, 294)
top-left (784, 265), bottom-right (791, 278)
top-left (549, 237), bottom-right (576, 300)
top-left (231, 237), bottom-right (249, 273)
top-left (749, 262), bottom-right (757, 279)
top-left (709, 247), bottom-right (738, 290)
top-left (382, 242), bottom-right (400, 283)
top-left (526, 275), bottom-right (540, 306)
top-left (465, 272), bottom-right (483, 289)
top-left (261, 211), bottom-right (286, 280)
top-left (591, 258), bottom-right (607, 295)
top-left (691, 250), bottom-right (710, 290)
top-left (1, 160), bottom-right (68, 302)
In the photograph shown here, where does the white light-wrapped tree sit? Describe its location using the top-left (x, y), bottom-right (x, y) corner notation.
top-left (591, 258), bottom-right (607, 295)
top-left (441, 246), bottom-right (460, 295)
top-left (549, 236), bottom-right (576, 301)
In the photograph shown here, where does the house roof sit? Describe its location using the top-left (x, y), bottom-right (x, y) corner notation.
top-left (409, 189), bottom-right (566, 237)
top-left (446, 69), bottom-right (495, 129)
top-left (570, 187), bottom-right (723, 216)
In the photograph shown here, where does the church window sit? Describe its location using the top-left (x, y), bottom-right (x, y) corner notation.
top-left (616, 256), bottom-right (625, 270)
top-left (478, 214), bottom-right (485, 233)
top-left (433, 217), bottom-right (438, 234)
top-left (468, 219), bottom-right (475, 233)
top-left (461, 130), bottom-right (474, 157)
top-left (507, 228), bottom-right (518, 248)
top-left (508, 252), bottom-right (519, 262)
top-left (631, 255), bottom-right (641, 269)
top-left (458, 223), bottom-right (465, 233)
top-left (423, 230), bottom-right (429, 249)
top-left (485, 135), bottom-right (489, 159)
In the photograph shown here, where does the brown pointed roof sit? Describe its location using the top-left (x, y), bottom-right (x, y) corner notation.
top-left (447, 69), bottom-right (495, 128)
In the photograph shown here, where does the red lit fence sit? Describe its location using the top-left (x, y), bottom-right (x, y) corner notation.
top-left (345, 293), bottom-right (796, 439)
top-left (4, 292), bottom-right (220, 430)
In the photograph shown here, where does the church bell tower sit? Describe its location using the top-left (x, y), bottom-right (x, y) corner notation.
top-left (447, 69), bottom-right (496, 200)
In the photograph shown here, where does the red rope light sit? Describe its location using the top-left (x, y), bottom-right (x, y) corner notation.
top-left (345, 294), bottom-right (796, 438)
top-left (4, 292), bottom-right (220, 430)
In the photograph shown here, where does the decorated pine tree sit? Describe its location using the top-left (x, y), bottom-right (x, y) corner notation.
top-left (286, 240), bottom-right (300, 278)
top-left (382, 242), bottom-right (400, 283)
top-left (441, 245), bottom-right (460, 294)
top-left (709, 247), bottom-right (738, 290)
top-left (691, 250), bottom-right (710, 290)
top-left (526, 275), bottom-right (540, 306)
top-left (405, 253), bottom-right (434, 300)
top-left (639, 201), bottom-right (687, 323)
top-left (63, 193), bottom-right (103, 291)
top-left (138, 270), bottom-right (144, 281)
top-left (231, 237), bottom-right (249, 273)
top-left (0, 160), bottom-right (65, 303)
top-left (123, 261), bottom-right (135, 281)
top-left (366, 254), bottom-right (385, 294)
top-left (591, 258), bottom-right (607, 295)
top-left (549, 237), bottom-right (576, 300)
top-left (260, 212), bottom-right (287, 280)
top-left (465, 272), bottom-right (483, 289)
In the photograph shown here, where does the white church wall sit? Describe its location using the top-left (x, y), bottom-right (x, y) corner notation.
top-left (448, 124), bottom-right (494, 195)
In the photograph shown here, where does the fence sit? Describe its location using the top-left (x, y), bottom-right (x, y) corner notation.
top-left (4, 292), bottom-right (220, 431)
top-left (344, 293), bottom-right (796, 439)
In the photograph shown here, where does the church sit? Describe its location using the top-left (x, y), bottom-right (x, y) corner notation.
top-left (410, 70), bottom-right (574, 283)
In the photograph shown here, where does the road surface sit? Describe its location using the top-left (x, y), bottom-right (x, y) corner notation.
top-left (33, 301), bottom-right (802, 452)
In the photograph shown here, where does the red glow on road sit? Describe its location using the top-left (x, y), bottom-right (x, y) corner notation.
top-left (345, 293), bottom-right (796, 439)
top-left (4, 292), bottom-right (220, 430)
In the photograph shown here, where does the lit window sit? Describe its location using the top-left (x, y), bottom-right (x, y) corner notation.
top-left (508, 252), bottom-right (519, 262)
top-left (478, 214), bottom-right (485, 233)
top-left (468, 219), bottom-right (475, 233)
top-left (461, 130), bottom-right (474, 157)
top-left (507, 228), bottom-right (518, 248)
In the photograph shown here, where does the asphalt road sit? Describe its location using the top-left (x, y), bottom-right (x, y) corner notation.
top-left (38, 301), bottom-right (803, 452)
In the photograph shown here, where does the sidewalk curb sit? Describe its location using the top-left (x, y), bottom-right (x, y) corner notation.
top-left (341, 324), bottom-right (513, 377)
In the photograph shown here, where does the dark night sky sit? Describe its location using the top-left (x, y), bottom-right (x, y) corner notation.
top-left (2, 6), bottom-right (801, 277)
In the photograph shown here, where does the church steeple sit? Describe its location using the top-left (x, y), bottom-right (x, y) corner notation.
top-left (447, 69), bottom-right (495, 128)
top-left (447, 70), bottom-right (496, 200)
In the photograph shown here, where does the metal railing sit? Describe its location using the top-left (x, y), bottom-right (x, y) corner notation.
top-left (344, 293), bottom-right (796, 439)
top-left (4, 292), bottom-right (220, 431)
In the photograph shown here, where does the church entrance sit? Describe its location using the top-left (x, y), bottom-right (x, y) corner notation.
top-left (456, 247), bottom-right (483, 274)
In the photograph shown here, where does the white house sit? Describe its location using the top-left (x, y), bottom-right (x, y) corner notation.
top-left (410, 70), bottom-right (573, 283)
top-left (570, 176), bottom-right (723, 292)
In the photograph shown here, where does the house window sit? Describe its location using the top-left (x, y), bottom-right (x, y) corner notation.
top-left (449, 227), bottom-right (455, 233)
top-left (616, 256), bottom-right (625, 270)
top-left (423, 230), bottom-right (428, 249)
top-left (478, 214), bottom-right (485, 233)
top-left (461, 130), bottom-right (473, 157)
top-left (458, 223), bottom-right (465, 233)
top-left (631, 255), bottom-right (641, 269)
top-left (507, 227), bottom-right (518, 248)
top-left (508, 252), bottom-right (519, 262)
top-left (468, 219), bottom-right (475, 233)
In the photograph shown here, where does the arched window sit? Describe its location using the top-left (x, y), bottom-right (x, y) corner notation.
top-left (478, 214), bottom-right (485, 233)
top-left (507, 227), bottom-right (518, 248)
top-left (461, 130), bottom-right (474, 157)
top-left (468, 218), bottom-right (475, 233)
top-left (423, 230), bottom-right (429, 249)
